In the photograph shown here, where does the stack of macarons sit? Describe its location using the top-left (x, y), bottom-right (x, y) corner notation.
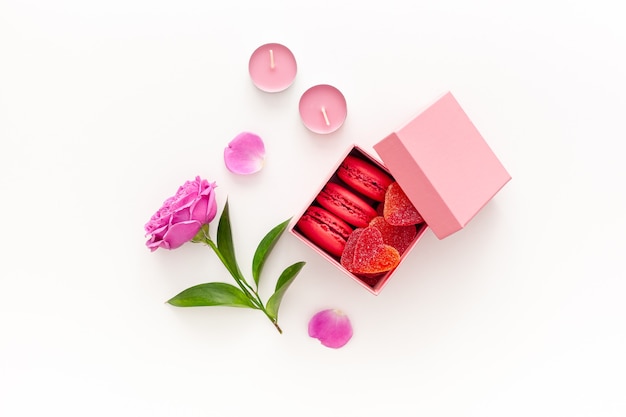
top-left (296, 154), bottom-right (425, 283)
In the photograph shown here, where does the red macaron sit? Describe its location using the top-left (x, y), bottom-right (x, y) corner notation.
top-left (296, 206), bottom-right (353, 257)
top-left (316, 182), bottom-right (377, 227)
top-left (337, 155), bottom-right (393, 202)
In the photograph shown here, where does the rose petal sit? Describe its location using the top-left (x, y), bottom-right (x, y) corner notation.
top-left (160, 220), bottom-right (202, 250)
top-left (189, 182), bottom-right (217, 224)
top-left (308, 309), bottom-right (353, 349)
top-left (224, 132), bottom-right (266, 175)
top-left (170, 206), bottom-right (191, 224)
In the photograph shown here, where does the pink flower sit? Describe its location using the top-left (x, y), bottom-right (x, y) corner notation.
top-left (224, 132), bottom-right (266, 175)
top-left (308, 309), bottom-right (353, 348)
top-left (145, 176), bottom-right (217, 251)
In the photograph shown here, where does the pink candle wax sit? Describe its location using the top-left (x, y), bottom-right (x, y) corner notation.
top-left (248, 43), bottom-right (297, 93)
top-left (299, 84), bottom-right (347, 134)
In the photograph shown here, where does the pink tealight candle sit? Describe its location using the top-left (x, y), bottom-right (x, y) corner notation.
top-left (299, 84), bottom-right (347, 134)
top-left (248, 43), bottom-right (297, 93)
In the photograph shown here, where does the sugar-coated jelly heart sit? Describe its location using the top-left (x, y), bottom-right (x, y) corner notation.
top-left (369, 216), bottom-right (417, 255)
top-left (383, 182), bottom-right (424, 226)
top-left (340, 226), bottom-right (400, 274)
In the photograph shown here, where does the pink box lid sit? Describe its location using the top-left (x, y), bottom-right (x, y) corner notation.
top-left (373, 92), bottom-right (511, 239)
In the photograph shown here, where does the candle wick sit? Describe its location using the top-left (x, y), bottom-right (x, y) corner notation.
top-left (269, 49), bottom-right (275, 70)
top-left (321, 106), bottom-right (330, 126)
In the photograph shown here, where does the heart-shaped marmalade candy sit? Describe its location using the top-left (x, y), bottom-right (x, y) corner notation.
top-left (369, 216), bottom-right (417, 255)
top-left (340, 226), bottom-right (401, 274)
top-left (383, 182), bottom-right (424, 226)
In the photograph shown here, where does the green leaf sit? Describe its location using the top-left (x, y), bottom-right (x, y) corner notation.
top-left (265, 261), bottom-right (306, 320)
top-left (216, 200), bottom-right (243, 280)
top-left (167, 282), bottom-right (257, 308)
top-left (252, 218), bottom-right (291, 288)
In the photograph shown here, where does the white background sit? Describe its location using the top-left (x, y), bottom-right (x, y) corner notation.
top-left (1, 1), bottom-right (625, 416)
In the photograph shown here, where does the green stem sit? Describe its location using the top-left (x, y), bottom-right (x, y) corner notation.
top-left (204, 238), bottom-right (261, 309)
top-left (269, 318), bottom-right (283, 334)
top-left (203, 236), bottom-right (282, 333)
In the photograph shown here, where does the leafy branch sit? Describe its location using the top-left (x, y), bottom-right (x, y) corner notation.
top-left (166, 200), bottom-right (305, 333)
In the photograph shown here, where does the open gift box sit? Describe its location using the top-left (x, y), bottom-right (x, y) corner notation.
top-left (289, 92), bottom-right (511, 295)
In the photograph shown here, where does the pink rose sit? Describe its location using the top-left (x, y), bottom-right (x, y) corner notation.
top-left (145, 176), bottom-right (217, 251)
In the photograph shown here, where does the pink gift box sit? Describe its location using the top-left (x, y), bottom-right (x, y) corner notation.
top-left (290, 92), bottom-right (511, 295)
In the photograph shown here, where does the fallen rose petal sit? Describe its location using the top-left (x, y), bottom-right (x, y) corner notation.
top-left (308, 309), bottom-right (353, 348)
top-left (224, 132), bottom-right (266, 175)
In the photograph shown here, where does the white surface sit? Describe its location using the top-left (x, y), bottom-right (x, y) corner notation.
top-left (1, 1), bottom-right (625, 416)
